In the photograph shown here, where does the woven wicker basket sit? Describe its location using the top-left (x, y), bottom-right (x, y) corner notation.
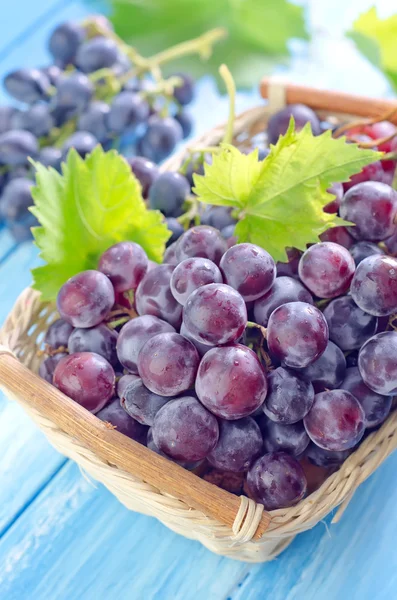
top-left (1, 79), bottom-right (397, 563)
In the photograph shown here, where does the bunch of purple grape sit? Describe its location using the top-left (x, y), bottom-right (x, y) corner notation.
top-left (39, 101), bottom-right (397, 512)
top-left (0, 16), bottom-right (195, 241)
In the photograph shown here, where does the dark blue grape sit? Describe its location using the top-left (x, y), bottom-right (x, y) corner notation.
top-left (78, 101), bottom-right (110, 143)
top-left (62, 131), bottom-right (98, 159)
top-left (267, 104), bottom-right (321, 145)
top-left (175, 111), bottom-right (193, 138)
top-left (129, 156), bottom-right (159, 198)
top-left (0, 178), bottom-right (33, 222)
top-left (306, 442), bottom-right (353, 468)
top-left (38, 147), bottom-right (62, 170)
top-left (76, 37), bottom-right (119, 73)
top-left (41, 65), bottom-right (62, 85)
top-left (220, 224), bottom-right (236, 239)
top-left (48, 21), bottom-right (85, 64)
top-left (259, 416), bottom-right (310, 457)
top-left (349, 241), bottom-right (384, 266)
top-left (172, 73), bottom-right (194, 105)
top-left (69, 325), bottom-right (119, 368)
top-left (148, 172), bottom-right (189, 217)
top-left (4, 68), bottom-right (51, 104)
top-left (0, 106), bottom-right (17, 134)
top-left (97, 398), bottom-right (148, 444)
top-left (39, 353), bottom-right (68, 384)
top-left (107, 92), bottom-right (149, 134)
top-left (44, 318), bottom-right (73, 350)
top-left (201, 205), bottom-right (236, 230)
top-left (138, 115), bottom-right (183, 163)
top-left (8, 214), bottom-right (38, 241)
top-left (0, 130), bottom-right (38, 164)
top-left (11, 103), bottom-right (54, 138)
top-left (53, 73), bottom-right (93, 115)
top-left (121, 378), bottom-right (170, 426)
top-left (165, 217), bottom-right (184, 245)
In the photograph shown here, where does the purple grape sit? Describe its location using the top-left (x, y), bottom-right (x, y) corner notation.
top-left (358, 332), bottom-right (397, 395)
top-left (0, 106), bottom-right (16, 134)
top-left (121, 378), bottom-right (170, 426)
top-left (304, 390), bottom-right (365, 451)
top-left (116, 315), bottom-right (175, 374)
top-left (163, 242), bottom-right (178, 265)
top-left (267, 302), bottom-right (328, 369)
top-left (138, 332), bottom-right (199, 396)
top-left (200, 205), bottom-right (236, 230)
top-left (0, 130), bottom-right (38, 165)
top-left (53, 73), bottom-right (93, 115)
top-left (259, 417), bottom-right (310, 457)
top-left (195, 344), bottom-right (267, 419)
top-left (298, 341), bottom-right (346, 392)
top-left (76, 37), bottom-right (119, 73)
top-left (180, 322), bottom-right (212, 356)
top-left (138, 115), bottom-right (183, 163)
top-left (183, 283), bottom-right (247, 346)
top-left (77, 101), bottom-right (110, 143)
top-left (221, 224), bottom-right (236, 240)
top-left (129, 156), bottom-right (159, 199)
top-left (117, 373), bottom-right (140, 398)
top-left (276, 249), bottom-right (301, 279)
top-left (146, 428), bottom-right (201, 470)
top-left (39, 352), bottom-right (68, 383)
top-left (340, 367), bottom-right (392, 428)
top-left (306, 442), bottom-right (353, 468)
top-left (207, 417), bottom-right (263, 472)
top-left (247, 452), bottom-right (307, 510)
top-left (350, 241), bottom-right (384, 266)
top-left (68, 324), bottom-right (118, 367)
top-left (219, 243), bottom-right (276, 301)
top-left (11, 103), bottom-right (54, 137)
top-left (323, 295), bottom-right (378, 351)
top-left (324, 182), bottom-right (344, 213)
top-left (152, 396), bottom-right (219, 461)
top-left (298, 242), bottom-right (355, 298)
top-left (107, 91), bottom-right (149, 134)
top-left (62, 131), bottom-right (97, 158)
top-left (4, 68), bottom-right (51, 104)
top-left (44, 318), bottom-right (73, 350)
top-left (0, 178), bottom-right (33, 222)
top-left (170, 257), bottom-right (223, 306)
top-left (267, 104), bottom-right (321, 145)
top-left (53, 352), bottom-right (115, 413)
top-left (343, 160), bottom-right (386, 191)
top-left (172, 73), bottom-right (194, 105)
top-left (96, 397), bottom-right (147, 443)
top-left (319, 226), bottom-right (354, 249)
top-left (175, 111), bottom-right (193, 138)
top-left (253, 276), bottom-right (313, 327)
top-left (264, 367), bottom-right (314, 424)
top-left (98, 241), bottom-right (148, 294)
top-left (57, 270), bottom-right (115, 328)
top-left (41, 64), bottom-right (62, 86)
top-left (165, 217), bottom-right (184, 245)
top-left (148, 172), bottom-right (190, 217)
top-left (48, 21), bottom-right (85, 64)
top-left (175, 225), bottom-right (227, 265)
top-left (340, 182), bottom-right (397, 240)
top-left (39, 146), bottom-right (62, 170)
top-left (135, 264), bottom-right (182, 328)
top-left (350, 255), bottom-right (397, 316)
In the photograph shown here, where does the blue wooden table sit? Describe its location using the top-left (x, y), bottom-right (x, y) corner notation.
top-left (0, 1), bottom-right (396, 598)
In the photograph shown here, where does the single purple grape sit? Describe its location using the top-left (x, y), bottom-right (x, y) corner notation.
top-left (53, 352), bottom-right (115, 413)
top-left (170, 257), bottom-right (223, 306)
top-left (349, 241), bottom-right (384, 266)
top-left (68, 324), bottom-right (118, 367)
top-left (304, 390), bottom-right (365, 451)
top-left (138, 332), bottom-right (199, 396)
top-left (305, 442), bottom-right (353, 468)
top-left (219, 243), bottom-right (276, 301)
top-left (259, 416), bottom-right (310, 457)
top-left (152, 396), bottom-right (219, 461)
top-left (163, 242), bottom-right (178, 265)
top-left (253, 276), bottom-right (313, 327)
top-left (298, 341), bottom-right (346, 392)
top-left (247, 452), bottom-right (307, 510)
top-left (267, 302), bottom-right (329, 369)
top-left (195, 344), bottom-right (267, 419)
top-left (57, 270), bottom-right (115, 328)
top-left (323, 295), bottom-right (378, 351)
top-left (96, 397), bottom-right (148, 443)
top-left (146, 428), bottom-right (202, 470)
top-left (263, 367), bottom-right (314, 424)
top-left (350, 255), bottom-right (397, 316)
top-left (135, 264), bottom-right (182, 328)
top-left (267, 104), bottom-right (321, 145)
top-left (44, 318), bottom-right (73, 350)
top-left (182, 283), bottom-right (247, 346)
top-left (117, 373), bottom-right (140, 398)
top-left (129, 156), bottom-right (159, 199)
top-left (98, 241), bottom-right (148, 294)
top-left (340, 367), bottom-right (392, 428)
top-left (39, 352), bottom-right (68, 383)
top-left (358, 332), bottom-right (397, 395)
top-left (207, 418), bottom-right (263, 472)
top-left (116, 315), bottom-right (175, 374)
top-left (121, 378), bottom-right (170, 425)
top-left (298, 242), bottom-right (355, 299)
top-left (175, 225), bottom-right (227, 266)
top-left (180, 322), bottom-right (212, 356)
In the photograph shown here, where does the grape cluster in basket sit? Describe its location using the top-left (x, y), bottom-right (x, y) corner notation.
top-left (0, 15), bottom-right (202, 241)
top-left (39, 101), bottom-right (397, 512)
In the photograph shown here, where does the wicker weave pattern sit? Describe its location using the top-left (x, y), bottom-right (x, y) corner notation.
top-left (1, 85), bottom-right (397, 561)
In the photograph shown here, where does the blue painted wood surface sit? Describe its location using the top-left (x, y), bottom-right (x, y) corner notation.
top-left (0, 1), bottom-right (397, 599)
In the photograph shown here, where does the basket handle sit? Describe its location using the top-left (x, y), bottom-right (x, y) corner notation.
top-left (0, 349), bottom-right (271, 541)
top-left (261, 77), bottom-right (397, 122)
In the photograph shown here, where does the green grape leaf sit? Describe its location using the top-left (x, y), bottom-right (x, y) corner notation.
top-left (347, 7), bottom-right (397, 92)
top-left (108, 0), bottom-right (308, 91)
top-left (30, 146), bottom-right (169, 301)
top-left (193, 122), bottom-right (383, 262)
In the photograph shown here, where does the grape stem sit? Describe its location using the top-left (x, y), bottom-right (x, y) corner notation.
top-left (333, 106), bottom-right (397, 138)
top-left (246, 321), bottom-right (267, 339)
